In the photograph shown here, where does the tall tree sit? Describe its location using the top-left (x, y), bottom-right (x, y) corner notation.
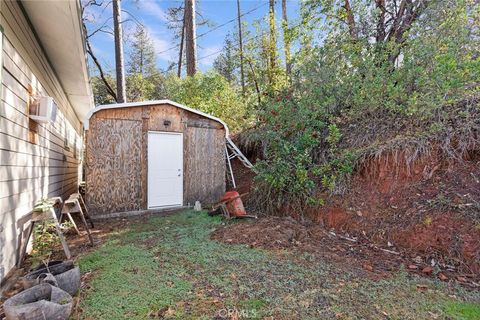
top-left (213, 35), bottom-right (237, 84)
top-left (185, 0), bottom-right (197, 76)
top-left (128, 25), bottom-right (157, 76)
top-left (113, 0), bottom-right (126, 102)
top-left (166, 1), bottom-right (211, 77)
top-left (281, 0), bottom-right (291, 77)
top-left (178, 9), bottom-right (186, 77)
top-left (236, 0), bottom-right (245, 95)
top-left (126, 25), bottom-right (160, 102)
top-left (267, 0), bottom-right (277, 84)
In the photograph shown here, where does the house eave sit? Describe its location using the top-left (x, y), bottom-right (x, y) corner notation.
top-left (21, 0), bottom-right (94, 122)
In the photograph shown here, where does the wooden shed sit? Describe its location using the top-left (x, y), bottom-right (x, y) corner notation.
top-left (84, 100), bottom-right (251, 218)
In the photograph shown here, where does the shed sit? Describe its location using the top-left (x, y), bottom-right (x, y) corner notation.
top-left (84, 100), bottom-right (251, 218)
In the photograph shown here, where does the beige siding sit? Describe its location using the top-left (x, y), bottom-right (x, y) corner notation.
top-left (0, 1), bottom-right (82, 282)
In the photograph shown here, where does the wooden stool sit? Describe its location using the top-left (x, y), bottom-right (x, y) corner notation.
top-left (60, 193), bottom-right (94, 245)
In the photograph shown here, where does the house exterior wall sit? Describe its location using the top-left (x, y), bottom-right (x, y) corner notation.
top-left (85, 104), bottom-right (226, 216)
top-left (0, 1), bottom-right (83, 283)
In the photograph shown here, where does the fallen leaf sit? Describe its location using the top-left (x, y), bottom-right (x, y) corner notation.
top-left (165, 307), bottom-right (175, 317)
top-left (422, 266), bottom-right (433, 274)
top-left (363, 264), bottom-right (374, 272)
top-left (457, 276), bottom-right (467, 282)
top-left (438, 273), bottom-right (448, 281)
top-left (408, 264), bottom-right (418, 270)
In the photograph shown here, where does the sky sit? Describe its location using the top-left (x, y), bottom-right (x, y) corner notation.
top-left (84, 0), bottom-right (301, 74)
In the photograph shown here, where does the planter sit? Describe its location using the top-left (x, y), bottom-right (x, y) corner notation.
top-left (22, 261), bottom-right (80, 295)
top-left (3, 283), bottom-right (72, 320)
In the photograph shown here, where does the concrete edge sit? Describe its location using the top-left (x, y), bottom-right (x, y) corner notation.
top-left (90, 206), bottom-right (190, 220)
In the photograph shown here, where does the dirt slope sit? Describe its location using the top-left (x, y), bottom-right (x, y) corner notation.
top-left (225, 155), bottom-right (480, 285)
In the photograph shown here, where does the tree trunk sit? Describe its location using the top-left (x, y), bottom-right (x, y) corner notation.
top-left (268, 0), bottom-right (277, 84)
top-left (113, 0), bottom-right (126, 102)
top-left (281, 0), bottom-right (291, 77)
top-left (236, 0), bottom-right (245, 95)
top-left (185, 0), bottom-right (197, 76)
top-left (375, 0), bottom-right (386, 42)
top-left (343, 0), bottom-right (357, 40)
top-left (177, 7), bottom-right (186, 77)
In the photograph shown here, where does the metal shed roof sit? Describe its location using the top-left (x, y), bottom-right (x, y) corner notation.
top-left (84, 99), bottom-right (230, 136)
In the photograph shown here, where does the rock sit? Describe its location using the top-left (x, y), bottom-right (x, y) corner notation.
top-left (416, 284), bottom-right (428, 291)
top-left (194, 201), bottom-right (202, 211)
top-left (422, 266), bottom-right (433, 274)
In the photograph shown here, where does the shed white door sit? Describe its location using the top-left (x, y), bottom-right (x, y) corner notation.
top-left (148, 132), bottom-right (183, 208)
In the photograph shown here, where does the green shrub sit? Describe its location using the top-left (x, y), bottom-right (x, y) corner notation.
top-left (164, 72), bottom-right (252, 132)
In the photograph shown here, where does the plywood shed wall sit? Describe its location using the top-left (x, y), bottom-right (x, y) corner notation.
top-left (85, 103), bottom-right (226, 216)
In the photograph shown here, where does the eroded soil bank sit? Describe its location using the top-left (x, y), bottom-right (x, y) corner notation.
top-left (227, 153), bottom-right (480, 285)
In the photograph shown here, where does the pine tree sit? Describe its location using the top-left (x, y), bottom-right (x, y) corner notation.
top-left (128, 25), bottom-right (157, 76)
top-left (213, 35), bottom-right (238, 84)
top-left (126, 25), bottom-right (161, 102)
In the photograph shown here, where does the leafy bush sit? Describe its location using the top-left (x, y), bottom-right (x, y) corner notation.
top-left (251, 91), bottom-right (326, 213)
top-left (249, 0), bottom-right (480, 214)
top-left (31, 220), bottom-right (74, 264)
top-left (164, 72), bottom-right (252, 132)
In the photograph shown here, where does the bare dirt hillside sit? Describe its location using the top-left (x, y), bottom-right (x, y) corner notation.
top-left (223, 155), bottom-right (480, 286)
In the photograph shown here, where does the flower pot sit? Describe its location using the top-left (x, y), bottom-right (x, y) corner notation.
top-left (3, 283), bottom-right (72, 320)
top-left (22, 261), bottom-right (80, 295)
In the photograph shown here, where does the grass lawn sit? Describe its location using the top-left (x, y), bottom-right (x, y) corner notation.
top-left (77, 210), bottom-right (480, 319)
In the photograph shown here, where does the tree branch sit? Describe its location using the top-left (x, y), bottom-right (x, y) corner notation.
top-left (85, 37), bottom-right (118, 101)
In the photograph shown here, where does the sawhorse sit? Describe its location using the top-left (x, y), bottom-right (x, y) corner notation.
top-left (16, 194), bottom-right (95, 268)
top-left (17, 197), bottom-right (71, 267)
top-left (60, 193), bottom-right (94, 245)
